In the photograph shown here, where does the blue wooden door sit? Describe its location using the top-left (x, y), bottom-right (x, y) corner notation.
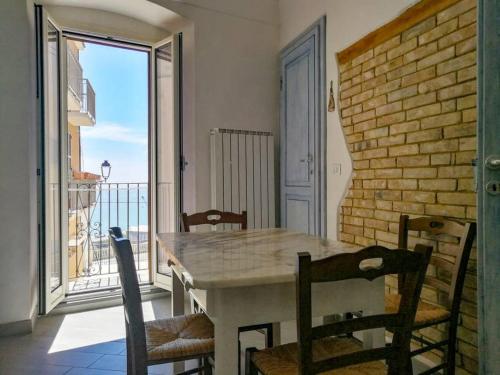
top-left (280, 18), bottom-right (325, 236)
top-left (477, 0), bottom-right (500, 373)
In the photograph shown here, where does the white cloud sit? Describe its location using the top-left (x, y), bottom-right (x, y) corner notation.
top-left (81, 122), bottom-right (147, 145)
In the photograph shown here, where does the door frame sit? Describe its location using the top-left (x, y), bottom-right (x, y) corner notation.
top-left (279, 16), bottom-right (326, 236)
top-left (477, 0), bottom-right (500, 373)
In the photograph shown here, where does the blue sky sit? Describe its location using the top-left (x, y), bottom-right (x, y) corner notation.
top-left (79, 42), bottom-right (149, 183)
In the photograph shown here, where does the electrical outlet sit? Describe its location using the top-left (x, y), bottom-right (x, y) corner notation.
top-left (332, 163), bottom-right (341, 175)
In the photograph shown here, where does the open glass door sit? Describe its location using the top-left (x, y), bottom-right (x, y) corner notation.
top-left (151, 35), bottom-right (182, 290)
top-left (36, 6), bottom-right (68, 313)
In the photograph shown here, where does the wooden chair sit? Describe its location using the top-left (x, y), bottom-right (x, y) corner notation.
top-left (181, 210), bottom-right (274, 373)
top-left (109, 227), bottom-right (214, 375)
top-left (245, 244), bottom-right (433, 375)
top-left (386, 215), bottom-right (477, 375)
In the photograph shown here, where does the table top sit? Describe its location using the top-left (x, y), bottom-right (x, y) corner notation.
top-left (156, 228), bottom-right (360, 289)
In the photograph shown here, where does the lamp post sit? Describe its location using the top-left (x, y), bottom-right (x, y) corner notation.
top-left (101, 160), bottom-right (111, 183)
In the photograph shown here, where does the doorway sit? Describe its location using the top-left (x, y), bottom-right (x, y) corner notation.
top-left (280, 17), bottom-right (326, 236)
top-left (36, 5), bottom-right (182, 313)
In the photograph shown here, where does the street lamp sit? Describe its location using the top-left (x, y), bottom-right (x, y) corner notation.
top-left (101, 160), bottom-right (111, 182)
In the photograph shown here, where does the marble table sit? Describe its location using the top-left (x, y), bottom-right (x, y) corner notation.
top-left (156, 228), bottom-right (385, 375)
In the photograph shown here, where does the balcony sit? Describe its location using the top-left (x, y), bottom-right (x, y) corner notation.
top-left (67, 49), bottom-right (96, 127)
top-left (67, 182), bottom-right (150, 293)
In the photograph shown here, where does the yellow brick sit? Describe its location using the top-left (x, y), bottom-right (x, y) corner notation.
top-left (363, 70), bottom-right (375, 81)
top-left (403, 42), bottom-right (438, 64)
top-left (459, 8), bottom-right (477, 27)
top-left (458, 66), bottom-right (476, 83)
top-left (438, 23), bottom-right (476, 49)
top-left (456, 151), bottom-right (476, 165)
top-left (362, 180), bottom-right (387, 190)
top-left (456, 36), bottom-right (476, 55)
top-left (438, 192), bottom-right (476, 206)
top-left (353, 160), bottom-right (369, 169)
top-left (393, 201), bottom-right (425, 214)
top-left (387, 38), bottom-right (418, 60)
top-left (341, 83), bottom-right (362, 99)
top-left (340, 80), bottom-right (352, 91)
top-left (441, 99), bottom-right (457, 113)
top-left (437, 51), bottom-right (476, 75)
top-left (387, 85), bottom-right (418, 102)
top-left (364, 218), bottom-right (389, 231)
top-left (425, 204), bottom-right (465, 218)
top-left (374, 35), bottom-right (401, 56)
top-left (374, 79), bottom-right (402, 96)
top-left (388, 179), bottom-right (418, 190)
top-left (402, 16), bottom-right (437, 41)
top-left (459, 136), bottom-right (476, 151)
top-left (437, 0), bottom-right (476, 24)
top-left (375, 56), bottom-right (403, 76)
top-left (374, 209), bottom-right (401, 222)
top-left (418, 72), bottom-right (456, 94)
top-left (341, 65), bottom-right (362, 82)
top-left (374, 168), bottom-right (403, 178)
top-left (352, 74), bottom-right (362, 85)
top-left (420, 139), bottom-right (459, 153)
top-left (467, 206), bottom-right (477, 220)
top-left (390, 121), bottom-right (420, 135)
top-left (378, 134), bottom-right (406, 146)
top-left (417, 46), bottom-right (455, 70)
top-left (386, 62), bottom-right (417, 81)
top-left (362, 75), bottom-right (387, 91)
top-left (410, 67), bottom-right (437, 87)
top-left (444, 123), bottom-right (476, 138)
top-left (403, 167), bottom-right (438, 178)
top-left (439, 80), bottom-right (477, 101)
top-left (421, 112), bottom-right (462, 129)
top-left (362, 53), bottom-right (387, 71)
top-left (431, 153), bottom-right (452, 166)
top-left (342, 117), bottom-right (352, 127)
top-left (397, 155), bottom-right (430, 167)
top-left (375, 230), bottom-right (399, 244)
top-left (340, 232), bottom-right (355, 243)
top-left (362, 148), bottom-right (388, 160)
top-left (363, 95), bottom-right (387, 111)
top-left (346, 133), bottom-right (363, 143)
top-left (353, 118), bottom-right (377, 133)
top-left (340, 98), bottom-right (351, 108)
top-left (364, 126), bottom-right (388, 140)
top-left (403, 92), bottom-right (437, 110)
top-left (420, 18), bottom-right (458, 44)
top-left (389, 144), bottom-right (419, 157)
top-left (419, 178), bottom-right (457, 191)
top-left (463, 107), bottom-right (477, 123)
top-left (374, 190), bottom-right (402, 201)
top-left (351, 89), bottom-right (374, 105)
top-left (458, 178), bottom-right (475, 191)
top-left (407, 128), bottom-right (443, 143)
top-left (343, 215), bottom-right (364, 226)
top-left (406, 103), bottom-right (441, 121)
top-left (377, 111), bottom-right (406, 126)
top-left (352, 49), bottom-right (374, 67)
top-left (439, 165), bottom-right (474, 178)
top-left (364, 227), bottom-right (375, 239)
top-left (375, 101), bottom-right (402, 116)
top-left (342, 104), bottom-right (363, 117)
top-left (370, 157), bottom-right (396, 169)
top-left (352, 207), bottom-right (375, 218)
top-left (352, 109), bottom-right (376, 124)
top-left (402, 191), bottom-right (436, 203)
top-left (376, 200), bottom-right (393, 210)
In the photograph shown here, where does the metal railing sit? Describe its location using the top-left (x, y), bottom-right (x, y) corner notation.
top-left (68, 183), bottom-right (149, 281)
top-left (82, 79), bottom-right (96, 121)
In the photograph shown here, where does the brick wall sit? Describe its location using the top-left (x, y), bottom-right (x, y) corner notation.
top-left (337, 0), bottom-right (478, 373)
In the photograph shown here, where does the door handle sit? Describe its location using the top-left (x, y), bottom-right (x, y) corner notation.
top-left (300, 154), bottom-right (314, 175)
top-left (486, 155), bottom-right (500, 169)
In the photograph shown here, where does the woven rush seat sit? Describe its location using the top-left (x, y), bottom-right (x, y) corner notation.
top-left (385, 294), bottom-right (451, 327)
top-left (252, 337), bottom-right (386, 375)
top-left (145, 313), bottom-right (214, 361)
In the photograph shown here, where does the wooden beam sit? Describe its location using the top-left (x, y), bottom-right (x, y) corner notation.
top-left (337, 0), bottom-right (463, 65)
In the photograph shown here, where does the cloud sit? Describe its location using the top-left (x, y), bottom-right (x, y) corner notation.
top-left (81, 122), bottom-right (147, 145)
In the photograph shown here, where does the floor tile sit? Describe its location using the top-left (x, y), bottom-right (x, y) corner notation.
top-left (0, 363), bottom-right (71, 375)
top-left (89, 354), bottom-right (126, 371)
top-left (66, 368), bottom-right (125, 375)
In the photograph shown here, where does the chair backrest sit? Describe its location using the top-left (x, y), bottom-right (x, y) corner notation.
top-left (181, 209), bottom-right (247, 232)
top-left (296, 244), bottom-right (432, 374)
top-left (109, 227), bottom-right (147, 374)
top-left (397, 215), bottom-right (476, 311)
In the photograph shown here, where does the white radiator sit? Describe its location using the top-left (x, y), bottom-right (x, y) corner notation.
top-left (210, 128), bottom-right (275, 229)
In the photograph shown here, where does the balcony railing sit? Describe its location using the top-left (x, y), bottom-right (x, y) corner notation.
top-left (68, 183), bottom-right (149, 290)
top-left (67, 49), bottom-right (96, 123)
top-left (81, 79), bottom-right (96, 121)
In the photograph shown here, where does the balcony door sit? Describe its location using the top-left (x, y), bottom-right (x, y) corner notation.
top-left (36, 6), bottom-right (69, 314)
top-left (152, 35), bottom-right (182, 291)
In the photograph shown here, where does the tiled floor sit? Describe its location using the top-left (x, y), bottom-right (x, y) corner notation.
top-left (0, 297), bottom-right (278, 375)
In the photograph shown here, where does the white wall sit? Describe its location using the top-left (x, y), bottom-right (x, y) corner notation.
top-left (0, 0), bottom-right (38, 327)
top-left (278, 0), bottom-right (417, 239)
top-left (151, 0), bottom-right (280, 213)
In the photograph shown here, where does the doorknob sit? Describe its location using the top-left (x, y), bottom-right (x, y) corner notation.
top-left (485, 181), bottom-right (500, 195)
top-left (486, 155), bottom-right (500, 169)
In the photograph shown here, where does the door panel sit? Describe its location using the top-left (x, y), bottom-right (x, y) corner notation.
top-left (36, 6), bottom-right (67, 313)
top-left (280, 18), bottom-right (325, 236)
top-left (477, 0), bottom-right (500, 372)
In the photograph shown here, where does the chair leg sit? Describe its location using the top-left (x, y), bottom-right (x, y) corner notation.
top-left (238, 338), bottom-right (242, 375)
top-left (204, 356), bottom-right (213, 375)
top-left (245, 348), bottom-right (259, 375)
top-left (446, 330), bottom-right (456, 375)
top-left (265, 324), bottom-right (273, 348)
